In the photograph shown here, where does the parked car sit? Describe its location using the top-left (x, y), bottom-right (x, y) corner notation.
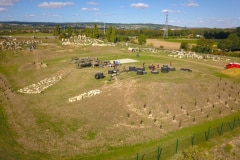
top-left (225, 62), bottom-right (240, 69)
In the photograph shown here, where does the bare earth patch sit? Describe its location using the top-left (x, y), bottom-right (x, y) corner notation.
top-left (146, 39), bottom-right (181, 50)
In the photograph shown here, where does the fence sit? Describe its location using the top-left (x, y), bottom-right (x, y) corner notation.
top-left (131, 117), bottom-right (240, 160)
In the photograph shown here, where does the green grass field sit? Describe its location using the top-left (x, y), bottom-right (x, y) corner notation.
top-left (165, 38), bottom-right (199, 44)
top-left (1, 37), bottom-right (240, 160)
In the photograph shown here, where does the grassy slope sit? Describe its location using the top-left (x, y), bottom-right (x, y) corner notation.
top-left (0, 39), bottom-right (240, 159)
top-left (1, 102), bottom-right (239, 160)
top-left (74, 112), bottom-right (240, 160)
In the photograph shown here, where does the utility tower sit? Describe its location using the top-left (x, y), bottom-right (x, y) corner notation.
top-left (163, 11), bottom-right (168, 39)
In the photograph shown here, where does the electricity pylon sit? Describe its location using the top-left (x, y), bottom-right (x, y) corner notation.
top-left (163, 11), bottom-right (169, 39)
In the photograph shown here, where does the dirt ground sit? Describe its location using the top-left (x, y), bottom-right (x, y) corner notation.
top-left (211, 133), bottom-right (240, 160)
top-left (146, 39), bottom-right (181, 50)
top-left (1, 39), bottom-right (240, 159)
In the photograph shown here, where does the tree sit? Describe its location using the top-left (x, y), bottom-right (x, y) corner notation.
top-left (65, 26), bottom-right (73, 37)
top-left (106, 26), bottom-right (112, 42)
top-left (236, 27), bottom-right (240, 37)
top-left (93, 24), bottom-right (99, 39)
top-left (180, 42), bottom-right (190, 51)
top-left (192, 39), bottom-right (214, 54)
top-left (218, 39), bottom-right (231, 51)
top-left (110, 27), bottom-right (117, 42)
top-left (106, 26), bottom-right (117, 43)
top-left (227, 33), bottom-right (240, 51)
top-left (138, 34), bottom-right (146, 45)
top-left (82, 28), bottom-right (92, 37)
top-left (53, 25), bottom-right (61, 36)
top-left (218, 33), bottom-right (240, 51)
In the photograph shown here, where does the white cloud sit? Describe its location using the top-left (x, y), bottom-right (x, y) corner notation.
top-left (162, 9), bottom-right (179, 13)
top-left (81, 7), bottom-right (88, 11)
top-left (0, 7), bottom-right (7, 11)
top-left (87, 2), bottom-right (98, 5)
top-left (183, 1), bottom-right (199, 7)
top-left (162, 9), bottom-right (171, 13)
top-left (81, 7), bottom-right (99, 11)
top-left (130, 3), bottom-right (149, 8)
top-left (0, 0), bottom-right (18, 6)
top-left (185, 2), bottom-right (199, 7)
top-left (38, 1), bottom-right (74, 8)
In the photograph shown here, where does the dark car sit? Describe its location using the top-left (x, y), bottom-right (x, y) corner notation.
top-left (225, 62), bottom-right (240, 69)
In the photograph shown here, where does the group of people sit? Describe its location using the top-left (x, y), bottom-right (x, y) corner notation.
top-left (149, 62), bottom-right (173, 71)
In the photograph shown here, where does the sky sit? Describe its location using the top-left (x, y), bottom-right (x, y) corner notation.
top-left (0, 0), bottom-right (240, 28)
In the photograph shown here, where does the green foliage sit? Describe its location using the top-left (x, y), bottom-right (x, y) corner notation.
top-left (80, 23), bottom-right (100, 39)
top-left (180, 42), bottom-right (190, 51)
top-left (223, 143), bottom-right (233, 153)
top-left (228, 33), bottom-right (240, 50)
top-left (179, 146), bottom-right (213, 160)
top-left (52, 25), bottom-right (61, 36)
top-left (138, 34), bottom-right (146, 45)
top-left (87, 131), bottom-right (96, 140)
top-left (58, 26), bottom-right (74, 39)
top-left (65, 26), bottom-right (73, 37)
top-left (93, 24), bottom-right (99, 39)
top-left (106, 26), bottom-right (117, 43)
top-left (218, 39), bottom-right (231, 51)
top-left (110, 27), bottom-right (117, 42)
top-left (81, 28), bottom-right (92, 37)
top-left (204, 29), bottom-right (230, 39)
top-left (191, 39), bottom-right (215, 54)
top-left (81, 131), bottom-right (96, 140)
top-left (218, 33), bottom-right (240, 51)
top-left (106, 26), bottom-right (112, 41)
top-left (224, 51), bottom-right (240, 57)
top-left (236, 27), bottom-right (240, 37)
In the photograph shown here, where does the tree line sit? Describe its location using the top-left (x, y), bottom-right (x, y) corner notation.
top-left (52, 24), bottom-right (240, 56)
top-left (2, 22), bottom-right (238, 56)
